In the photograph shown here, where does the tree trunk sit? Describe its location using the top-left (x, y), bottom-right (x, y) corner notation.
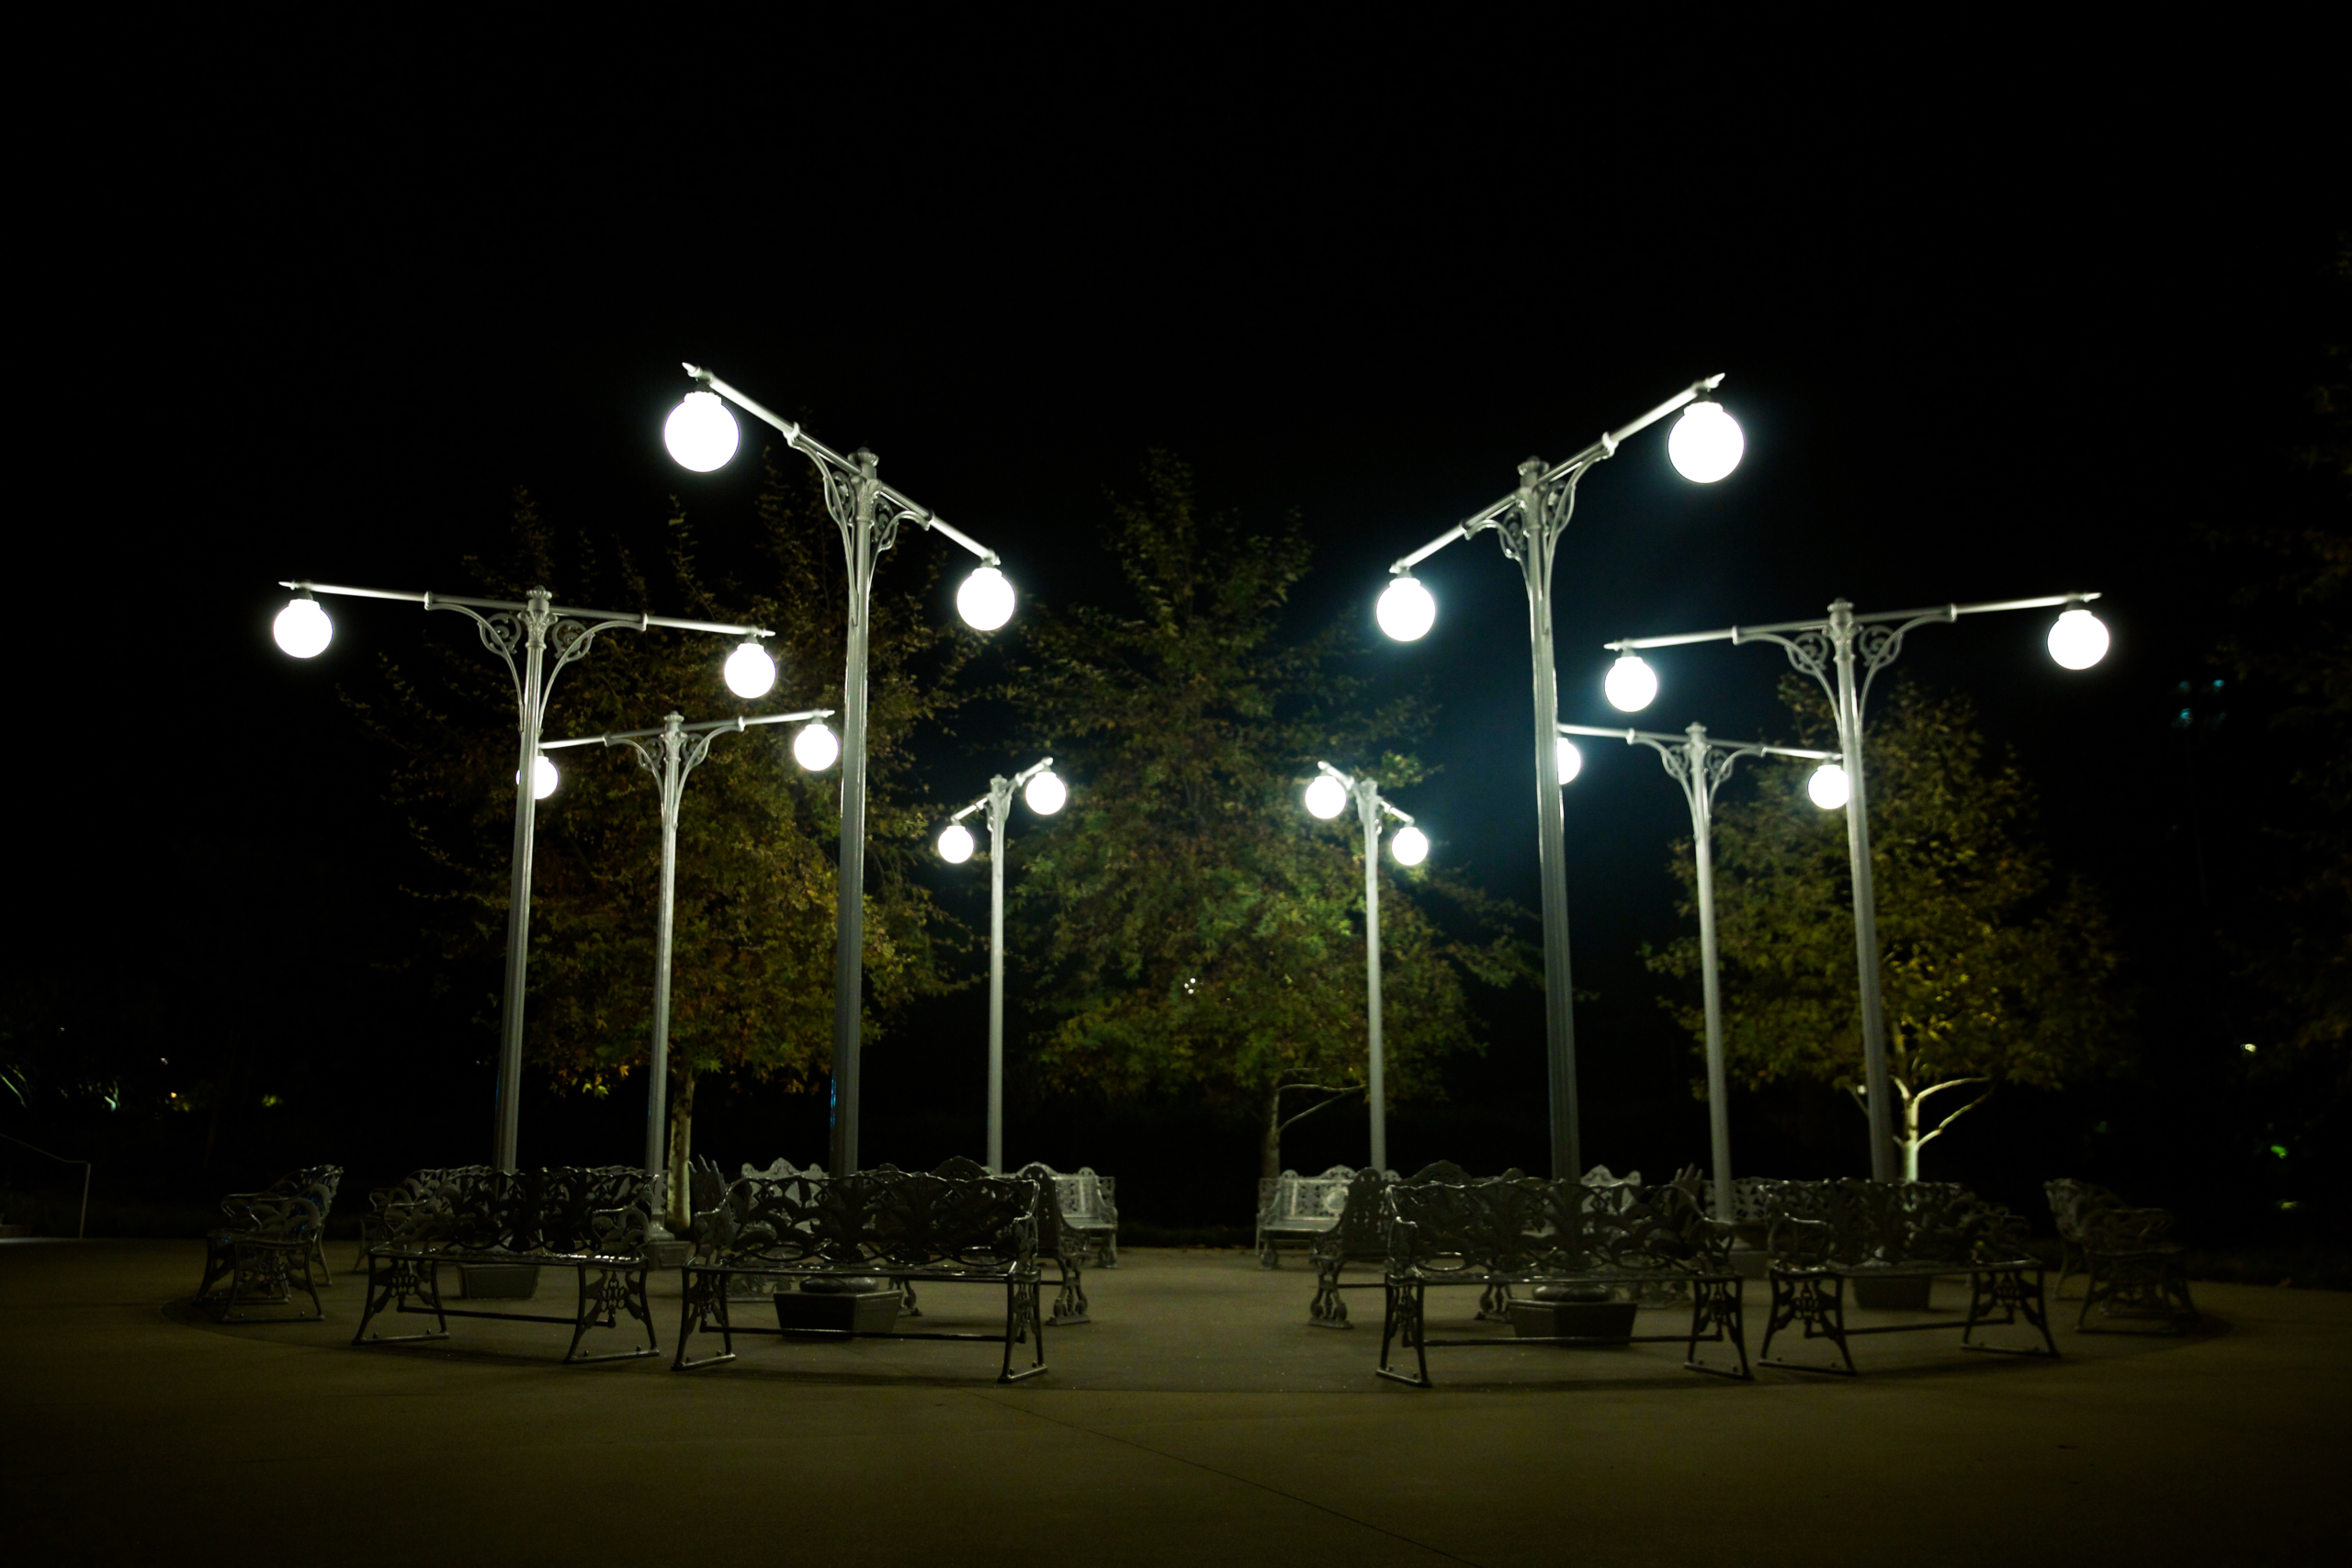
top-left (1902, 1084), bottom-right (1921, 1181)
top-left (1261, 1084), bottom-right (1285, 1181)
top-left (664, 1065), bottom-right (697, 1233)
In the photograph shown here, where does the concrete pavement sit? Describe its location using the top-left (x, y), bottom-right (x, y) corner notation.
top-left (3, 1239), bottom-right (2345, 1566)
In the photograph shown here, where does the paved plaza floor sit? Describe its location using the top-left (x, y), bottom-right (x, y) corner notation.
top-left (3, 1238), bottom-right (2346, 1565)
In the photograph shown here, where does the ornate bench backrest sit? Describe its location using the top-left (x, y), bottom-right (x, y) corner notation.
top-left (700, 1165), bottom-right (1038, 1273)
top-left (1257, 1166), bottom-right (1356, 1228)
top-left (1014, 1163), bottom-right (1117, 1231)
top-left (1765, 1179), bottom-right (2025, 1269)
top-left (1387, 1174), bottom-right (1726, 1278)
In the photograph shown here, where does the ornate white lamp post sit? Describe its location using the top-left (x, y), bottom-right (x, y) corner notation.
top-left (1304, 761), bottom-right (1429, 1173)
top-left (936, 759), bottom-right (1067, 1171)
top-left (1374, 376), bottom-right (1741, 1179)
top-left (541, 708), bottom-right (837, 1227)
top-left (268, 580), bottom-right (770, 1171)
top-left (1601, 592), bottom-right (2109, 1179)
top-left (1557, 722), bottom-right (1834, 1219)
top-left (664, 366), bottom-right (1017, 1175)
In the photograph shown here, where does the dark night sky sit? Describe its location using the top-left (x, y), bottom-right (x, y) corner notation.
top-left (17, 29), bottom-right (2345, 1197)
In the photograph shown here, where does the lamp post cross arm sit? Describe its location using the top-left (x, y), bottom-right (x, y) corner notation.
top-left (279, 580), bottom-right (774, 638)
top-left (540, 709), bottom-right (835, 750)
top-left (1604, 591), bottom-right (2104, 652)
top-left (1383, 375), bottom-right (1726, 574)
top-left (683, 365), bottom-right (999, 565)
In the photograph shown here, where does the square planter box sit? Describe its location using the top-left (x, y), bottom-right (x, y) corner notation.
top-left (775, 1287), bottom-right (900, 1336)
top-left (1849, 1274), bottom-right (1935, 1310)
top-left (455, 1263), bottom-right (540, 1300)
top-left (1507, 1298), bottom-right (1638, 1342)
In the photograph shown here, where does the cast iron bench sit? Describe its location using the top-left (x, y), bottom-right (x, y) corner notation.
top-left (1378, 1172), bottom-right (1748, 1385)
top-left (1306, 1162), bottom-right (1470, 1327)
top-left (1019, 1161), bottom-right (1119, 1268)
top-left (1257, 1165), bottom-right (1355, 1268)
top-left (198, 1164), bottom-right (342, 1321)
top-left (677, 1162), bottom-right (1047, 1382)
top-left (2046, 1178), bottom-right (2197, 1331)
top-left (354, 1165), bottom-right (658, 1363)
top-left (1759, 1179), bottom-right (2057, 1373)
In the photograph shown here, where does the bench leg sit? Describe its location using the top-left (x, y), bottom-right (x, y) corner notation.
top-left (1684, 1277), bottom-right (1751, 1379)
top-left (565, 1263), bottom-right (659, 1365)
top-left (1476, 1280), bottom-right (1513, 1323)
top-left (1760, 1270), bottom-right (1855, 1375)
top-left (1308, 1259), bottom-right (1351, 1328)
top-left (999, 1277), bottom-right (1048, 1382)
top-left (352, 1253), bottom-right (448, 1347)
top-left (673, 1269), bottom-right (738, 1371)
top-left (1048, 1255), bottom-right (1090, 1325)
top-left (1962, 1267), bottom-right (2060, 1359)
top-left (1376, 1280), bottom-right (1431, 1387)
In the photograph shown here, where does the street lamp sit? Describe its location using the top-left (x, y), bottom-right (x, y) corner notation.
top-left (1302, 761), bottom-right (1426, 1172)
top-left (666, 365), bottom-right (1017, 1176)
top-left (938, 758), bottom-right (1066, 1172)
top-left (1558, 721), bottom-right (1835, 1220)
top-left (1375, 374), bottom-right (1739, 1179)
top-left (541, 708), bottom-right (835, 1232)
top-left (1603, 592), bottom-right (2109, 1180)
top-left (267, 580), bottom-right (770, 1170)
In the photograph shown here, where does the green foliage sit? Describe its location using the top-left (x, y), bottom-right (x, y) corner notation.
top-left (1649, 678), bottom-right (2125, 1172)
top-left (353, 463), bottom-right (968, 1111)
top-left (1002, 454), bottom-right (1525, 1173)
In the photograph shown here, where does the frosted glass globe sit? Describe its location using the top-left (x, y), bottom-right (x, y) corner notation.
top-left (2047, 607), bottom-right (2109, 670)
top-left (1668, 400), bottom-right (1743, 484)
top-left (957, 566), bottom-right (1015, 630)
top-left (792, 723), bottom-right (839, 771)
top-left (1604, 655), bottom-right (1658, 713)
top-left (1023, 770), bottom-right (1067, 816)
top-left (273, 597), bottom-right (333, 658)
top-left (1391, 825), bottom-right (1430, 866)
top-left (664, 390), bottom-right (740, 472)
top-left (1807, 762), bottom-right (1850, 810)
top-left (515, 755), bottom-right (559, 801)
top-left (723, 641), bottom-right (776, 698)
top-left (938, 823), bottom-right (976, 863)
top-left (1555, 737), bottom-right (1583, 784)
top-left (1375, 575), bottom-right (1437, 641)
top-left (1305, 774), bottom-right (1349, 819)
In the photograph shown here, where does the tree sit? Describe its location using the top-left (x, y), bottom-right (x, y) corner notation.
top-left (1648, 678), bottom-right (2125, 1179)
top-left (1004, 454), bottom-right (1522, 1179)
top-left (2212, 233), bottom-right (2352, 1055)
top-left (356, 462), bottom-right (969, 1209)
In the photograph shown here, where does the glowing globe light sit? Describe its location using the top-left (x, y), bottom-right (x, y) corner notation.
top-left (2047, 607), bottom-right (2110, 671)
top-left (1024, 770), bottom-right (1067, 816)
top-left (514, 755), bottom-right (559, 801)
top-left (1807, 762), bottom-right (1850, 810)
top-left (1391, 825), bottom-right (1430, 866)
top-left (1668, 400), bottom-right (1744, 484)
top-left (937, 823), bottom-right (976, 863)
top-left (664, 389), bottom-right (740, 472)
top-left (723, 640), bottom-right (776, 699)
top-left (1604, 654), bottom-right (1658, 713)
top-left (1375, 574), bottom-right (1437, 641)
top-left (1555, 736), bottom-right (1584, 784)
top-left (792, 722), bottom-right (839, 772)
top-left (956, 566), bottom-right (1015, 631)
top-left (273, 596), bottom-right (333, 658)
top-left (1305, 774), bottom-right (1349, 819)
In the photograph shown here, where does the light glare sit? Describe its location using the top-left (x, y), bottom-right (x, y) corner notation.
top-left (957, 566), bottom-right (1015, 631)
top-left (664, 390), bottom-right (740, 472)
top-left (515, 755), bottom-right (559, 801)
top-left (937, 823), bottom-right (975, 863)
top-left (1555, 737), bottom-right (1583, 784)
top-left (1807, 762), bottom-right (1850, 810)
top-left (1604, 655), bottom-right (1658, 713)
top-left (723, 640), bottom-right (777, 698)
top-left (1024, 770), bottom-right (1067, 816)
top-left (1375, 575), bottom-right (1437, 641)
top-left (273, 597), bottom-right (333, 658)
top-left (1391, 825), bottom-right (1430, 866)
top-left (1305, 774), bottom-right (1349, 819)
top-left (2048, 607), bottom-right (2109, 670)
top-left (792, 723), bottom-right (839, 771)
top-left (1668, 400), bottom-right (1744, 484)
